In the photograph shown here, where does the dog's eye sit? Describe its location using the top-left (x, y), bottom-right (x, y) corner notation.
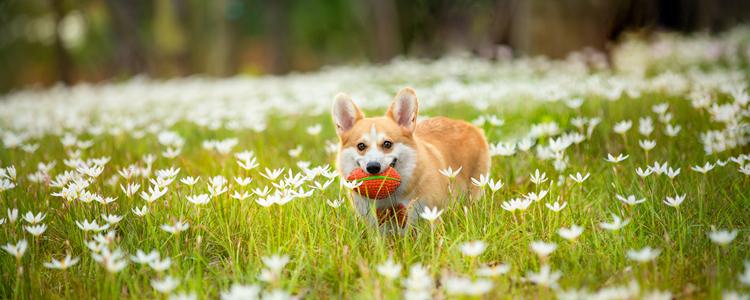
top-left (357, 143), bottom-right (366, 151)
top-left (383, 141), bottom-right (392, 149)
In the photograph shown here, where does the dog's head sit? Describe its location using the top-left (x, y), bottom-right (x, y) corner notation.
top-left (331, 88), bottom-right (419, 179)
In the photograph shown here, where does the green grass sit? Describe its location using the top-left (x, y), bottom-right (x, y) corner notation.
top-left (0, 84), bottom-right (749, 299)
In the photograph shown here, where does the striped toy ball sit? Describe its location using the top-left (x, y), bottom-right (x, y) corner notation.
top-left (346, 167), bottom-right (401, 199)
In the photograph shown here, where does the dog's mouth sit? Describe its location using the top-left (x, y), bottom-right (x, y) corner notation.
top-left (390, 159), bottom-right (397, 168)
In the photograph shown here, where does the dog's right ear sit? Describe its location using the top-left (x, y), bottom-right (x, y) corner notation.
top-left (331, 93), bottom-right (364, 136)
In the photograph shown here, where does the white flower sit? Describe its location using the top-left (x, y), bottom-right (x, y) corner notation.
top-left (24, 224), bottom-right (48, 236)
top-left (476, 263), bottom-right (510, 277)
top-left (326, 198), bottom-right (344, 208)
top-left (613, 120), bottom-right (632, 135)
top-left (604, 153), bottom-right (629, 163)
top-left (132, 205), bottom-right (149, 216)
top-left (638, 117), bottom-right (654, 136)
top-left (77, 165), bottom-right (105, 178)
top-left (558, 225), bottom-right (584, 240)
top-left (101, 214), bottom-right (123, 224)
top-left (666, 167), bottom-right (681, 179)
top-left (438, 166), bottom-right (462, 179)
top-left (262, 254), bottom-right (290, 273)
top-left (221, 283), bottom-right (261, 300)
top-left (168, 292), bottom-right (196, 300)
top-left (665, 124), bottom-right (681, 137)
top-left (501, 198), bottom-right (532, 211)
top-left (376, 258), bottom-right (402, 280)
top-left (642, 290), bottom-right (672, 300)
top-left (568, 172), bottom-right (590, 183)
top-left (251, 186), bottom-right (271, 197)
top-left (162, 147), bottom-right (182, 158)
top-left (306, 124), bottom-right (323, 135)
top-left (187, 194), bottom-right (211, 205)
top-left (636, 167), bottom-right (653, 177)
top-left (260, 168), bottom-right (285, 181)
top-left (530, 241), bottom-right (557, 257)
top-left (419, 206), bottom-right (444, 223)
top-left (663, 194), bottom-right (687, 207)
top-left (738, 261), bottom-right (750, 286)
top-left (691, 162), bottom-right (715, 173)
top-left (309, 179), bottom-right (335, 191)
top-left (517, 138), bottom-right (536, 152)
top-left (160, 221), bottom-right (190, 234)
top-left (0, 179), bottom-right (16, 192)
top-left (626, 246), bottom-right (661, 262)
top-left (652, 103), bottom-right (669, 115)
top-left (148, 257), bottom-right (173, 272)
top-left (341, 180), bottom-right (363, 190)
top-left (262, 289), bottom-right (291, 300)
top-left (255, 197), bottom-right (275, 208)
top-left (151, 275), bottom-right (181, 294)
top-left (180, 176), bottom-right (200, 186)
top-left (43, 254), bottom-right (80, 269)
top-left (234, 177), bottom-right (253, 186)
top-left (120, 183), bottom-right (141, 198)
top-left (525, 265), bottom-right (562, 287)
top-left (22, 211), bottom-right (46, 224)
top-left (722, 291), bottom-right (749, 300)
top-left (708, 229), bottom-right (738, 245)
top-left (76, 219), bottom-right (110, 232)
top-left (140, 185), bottom-right (168, 202)
top-left (238, 157), bottom-right (260, 170)
top-left (639, 139), bottom-right (656, 151)
top-left (7, 208), bottom-right (18, 223)
top-left (287, 145), bottom-right (303, 158)
top-left (523, 190), bottom-right (548, 201)
top-left (616, 194), bottom-right (646, 206)
top-left (545, 201), bottom-right (567, 212)
top-left (2, 239), bottom-right (28, 259)
top-left (459, 240), bottom-right (487, 257)
top-left (487, 178), bottom-right (504, 192)
top-left (600, 214), bottom-right (630, 231)
top-left (470, 173), bottom-right (489, 187)
top-left (156, 168), bottom-right (181, 180)
top-left (230, 191), bottom-right (251, 200)
top-left (130, 249), bottom-right (160, 264)
top-left (529, 169), bottom-right (548, 185)
top-left (649, 161), bottom-right (668, 175)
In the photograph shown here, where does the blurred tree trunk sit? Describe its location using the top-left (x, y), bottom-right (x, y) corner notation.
top-left (52, 0), bottom-right (71, 85)
top-left (483, 0), bottom-right (530, 58)
top-left (207, 0), bottom-right (240, 77)
top-left (103, 0), bottom-right (152, 76)
top-left (264, 0), bottom-right (290, 75)
top-left (154, 0), bottom-right (188, 76)
top-left (187, 0), bottom-right (208, 74)
top-left (368, 0), bottom-right (402, 63)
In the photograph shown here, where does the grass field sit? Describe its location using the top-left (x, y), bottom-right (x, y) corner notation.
top-left (1, 29), bottom-right (750, 300)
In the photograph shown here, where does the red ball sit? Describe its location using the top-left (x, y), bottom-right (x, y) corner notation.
top-left (346, 167), bottom-right (401, 199)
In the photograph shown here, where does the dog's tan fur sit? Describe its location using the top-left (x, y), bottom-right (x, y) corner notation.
top-left (332, 88), bottom-right (490, 232)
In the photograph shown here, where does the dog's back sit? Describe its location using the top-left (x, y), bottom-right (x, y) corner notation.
top-left (415, 117), bottom-right (491, 199)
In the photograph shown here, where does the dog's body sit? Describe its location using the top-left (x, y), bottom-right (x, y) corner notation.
top-left (332, 88), bottom-right (491, 234)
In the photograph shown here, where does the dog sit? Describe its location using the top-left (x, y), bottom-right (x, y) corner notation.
top-left (332, 87), bottom-right (491, 234)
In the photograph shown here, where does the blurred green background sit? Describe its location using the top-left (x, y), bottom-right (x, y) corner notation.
top-left (1, 0), bottom-right (749, 93)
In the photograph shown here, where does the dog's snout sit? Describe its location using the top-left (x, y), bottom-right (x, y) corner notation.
top-left (366, 162), bottom-right (381, 174)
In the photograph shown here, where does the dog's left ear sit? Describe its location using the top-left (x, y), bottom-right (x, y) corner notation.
top-left (386, 88), bottom-right (418, 134)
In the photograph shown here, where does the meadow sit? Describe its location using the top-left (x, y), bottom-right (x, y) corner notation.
top-left (1, 28), bottom-right (750, 300)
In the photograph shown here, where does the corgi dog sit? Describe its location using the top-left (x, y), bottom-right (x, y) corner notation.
top-left (332, 88), bottom-right (491, 234)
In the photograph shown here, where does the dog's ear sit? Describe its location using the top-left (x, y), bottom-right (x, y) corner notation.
top-left (386, 88), bottom-right (418, 133)
top-left (332, 93), bottom-right (364, 136)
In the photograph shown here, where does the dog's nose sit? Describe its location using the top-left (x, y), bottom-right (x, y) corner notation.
top-left (366, 162), bottom-right (381, 174)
